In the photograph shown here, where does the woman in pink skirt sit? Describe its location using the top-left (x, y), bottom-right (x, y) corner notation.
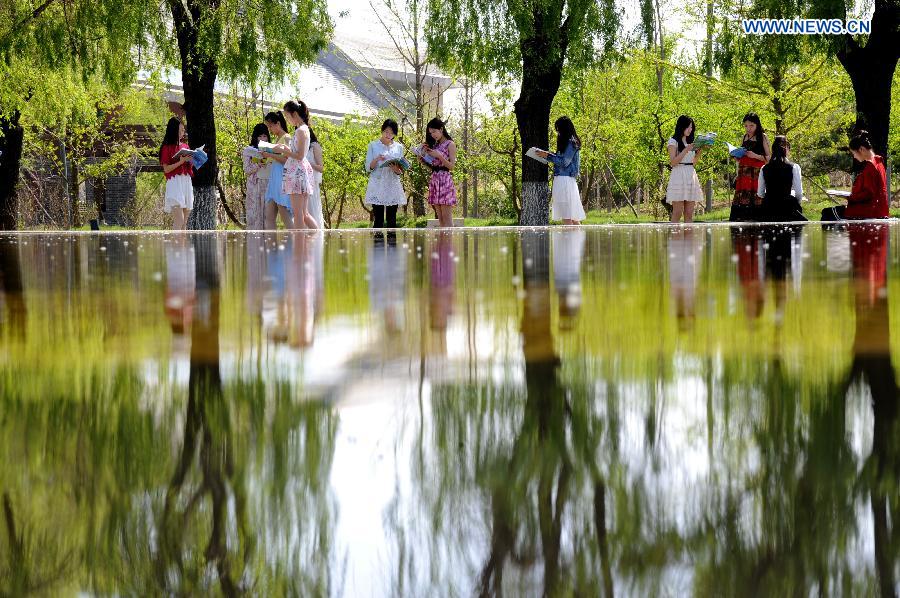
top-left (275, 100), bottom-right (318, 230)
top-left (420, 118), bottom-right (457, 227)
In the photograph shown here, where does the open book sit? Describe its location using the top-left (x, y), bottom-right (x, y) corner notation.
top-left (379, 156), bottom-right (411, 171)
top-left (693, 133), bottom-right (716, 147)
top-left (525, 147), bottom-right (549, 164)
top-left (825, 189), bottom-right (851, 198)
top-left (256, 140), bottom-right (282, 154)
top-left (173, 144), bottom-right (205, 159)
top-left (725, 142), bottom-right (747, 158)
top-left (412, 145), bottom-right (437, 165)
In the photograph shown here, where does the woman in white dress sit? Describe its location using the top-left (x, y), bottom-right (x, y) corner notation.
top-left (365, 119), bottom-right (407, 228)
top-left (307, 128), bottom-right (325, 228)
top-left (665, 115), bottom-right (706, 223)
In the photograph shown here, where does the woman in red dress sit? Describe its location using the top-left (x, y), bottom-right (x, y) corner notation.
top-left (822, 131), bottom-right (888, 221)
top-left (729, 112), bottom-right (770, 222)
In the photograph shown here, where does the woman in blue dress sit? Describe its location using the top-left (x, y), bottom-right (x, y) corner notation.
top-left (264, 111), bottom-right (294, 229)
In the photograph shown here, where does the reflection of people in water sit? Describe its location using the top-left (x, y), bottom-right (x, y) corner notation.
top-left (429, 231), bottom-right (455, 354)
top-left (164, 236), bottom-right (196, 336)
top-left (287, 232), bottom-right (317, 348)
top-left (552, 228), bottom-right (586, 330)
top-left (667, 227), bottom-right (703, 328)
top-left (731, 229), bottom-right (765, 320)
top-left (763, 226), bottom-right (802, 326)
top-left (731, 227), bottom-right (804, 324)
top-left (833, 223), bottom-right (899, 593)
top-left (368, 231), bottom-right (406, 335)
top-left (263, 233), bottom-right (290, 344)
top-left (245, 233), bottom-right (268, 328)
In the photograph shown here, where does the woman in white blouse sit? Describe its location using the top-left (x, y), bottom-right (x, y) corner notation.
top-left (307, 128), bottom-right (325, 228)
top-left (365, 119), bottom-right (407, 228)
top-left (757, 135), bottom-right (807, 222)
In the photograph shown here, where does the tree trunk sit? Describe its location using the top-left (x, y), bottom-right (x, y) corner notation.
top-left (462, 79), bottom-right (470, 218)
top-left (835, 1), bottom-right (900, 158)
top-left (0, 110), bottom-right (24, 230)
top-left (841, 56), bottom-right (896, 158)
top-left (514, 30), bottom-right (564, 226)
top-left (170, 0), bottom-right (221, 230)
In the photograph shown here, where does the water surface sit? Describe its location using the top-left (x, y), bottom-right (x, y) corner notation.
top-left (1, 224), bottom-right (898, 596)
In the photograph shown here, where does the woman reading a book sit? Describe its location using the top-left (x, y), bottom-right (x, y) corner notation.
top-left (365, 119), bottom-right (407, 229)
top-left (420, 118), bottom-right (457, 228)
top-left (821, 131), bottom-right (888, 221)
top-left (729, 112), bottom-right (770, 222)
top-left (264, 111), bottom-right (294, 230)
top-left (535, 116), bottom-right (585, 225)
top-left (757, 136), bottom-right (806, 222)
top-left (665, 115), bottom-right (705, 223)
top-left (159, 117), bottom-right (194, 230)
top-left (242, 123), bottom-right (272, 230)
top-left (276, 100), bottom-right (318, 230)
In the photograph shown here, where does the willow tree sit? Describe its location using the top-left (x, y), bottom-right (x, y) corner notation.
top-left (426, 0), bottom-right (619, 225)
top-left (0, 0), bottom-right (330, 230)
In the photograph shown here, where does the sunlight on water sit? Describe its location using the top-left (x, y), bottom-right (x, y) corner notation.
top-left (1, 223), bottom-right (898, 596)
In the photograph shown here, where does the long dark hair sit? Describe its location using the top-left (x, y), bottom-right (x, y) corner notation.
top-left (770, 135), bottom-right (790, 164)
top-left (743, 112), bottom-right (766, 155)
top-left (425, 117), bottom-right (452, 148)
top-left (309, 127), bottom-right (319, 145)
top-left (283, 100), bottom-right (310, 126)
top-left (264, 111), bottom-right (288, 135)
top-left (159, 117), bottom-right (182, 159)
top-left (249, 123), bottom-right (269, 148)
top-left (672, 115), bottom-right (695, 153)
top-left (554, 116), bottom-right (581, 155)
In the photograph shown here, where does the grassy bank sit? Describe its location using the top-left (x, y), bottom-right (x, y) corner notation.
top-left (47, 197), bottom-right (900, 232)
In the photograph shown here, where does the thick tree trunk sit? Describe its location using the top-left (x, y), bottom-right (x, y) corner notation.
top-left (842, 57), bottom-right (896, 157)
top-left (170, 0), bottom-right (221, 230)
top-left (514, 94), bottom-right (554, 225)
top-left (0, 110), bottom-right (24, 230)
top-left (514, 38), bottom-right (563, 226)
top-left (836, 1), bottom-right (900, 158)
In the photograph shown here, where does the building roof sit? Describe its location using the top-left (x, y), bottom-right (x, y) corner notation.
top-left (136, 31), bottom-right (452, 121)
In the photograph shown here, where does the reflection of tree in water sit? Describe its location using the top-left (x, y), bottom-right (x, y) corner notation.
top-left (479, 230), bottom-right (610, 597)
top-left (147, 234), bottom-right (251, 594)
top-left (396, 231), bottom-right (612, 596)
top-left (842, 224), bottom-right (898, 597)
top-left (0, 236), bottom-right (25, 339)
top-left (694, 224), bottom-right (898, 595)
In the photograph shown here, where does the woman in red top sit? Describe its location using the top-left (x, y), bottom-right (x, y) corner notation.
top-left (729, 112), bottom-right (770, 222)
top-left (822, 131), bottom-right (888, 221)
top-left (159, 117), bottom-right (194, 230)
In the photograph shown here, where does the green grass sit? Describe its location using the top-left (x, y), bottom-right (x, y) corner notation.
top-left (31, 197), bottom-right (900, 231)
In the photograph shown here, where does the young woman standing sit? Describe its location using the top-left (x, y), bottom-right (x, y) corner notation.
top-left (729, 112), bottom-right (770, 222)
top-left (536, 116), bottom-right (585, 225)
top-left (242, 123), bottom-right (272, 230)
top-left (307, 128), bottom-right (324, 228)
top-left (365, 119), bottom-right (407, 228)
top-left (420, 118), bottom-right (457, 228)
top-left (159, 117), bottom-right (194, 231)
top-left (665, 115), bottom-right (705, 223)
top-left (264, 111), bottom-right (293, 230)
top-left (276, 100), bottom-right (318, 230)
